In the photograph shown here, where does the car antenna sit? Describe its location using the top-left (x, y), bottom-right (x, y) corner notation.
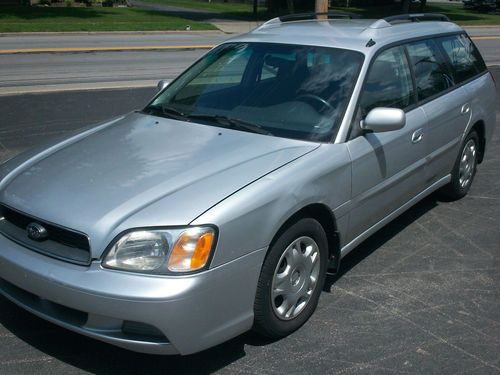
top-left (366, 39), bottom-right (376, 47)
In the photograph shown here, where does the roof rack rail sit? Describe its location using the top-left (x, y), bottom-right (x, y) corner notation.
top-left (384, 13), bottom-right (450, 24)
top-left (279, 11), bottom-right (360, 22)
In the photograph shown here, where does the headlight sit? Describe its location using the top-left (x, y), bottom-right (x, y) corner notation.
top-left (102, 226), bottom-right (216, 274)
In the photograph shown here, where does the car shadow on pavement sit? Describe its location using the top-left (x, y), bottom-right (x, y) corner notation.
top-left (0, 194), bottom-right (439, 374)
top-left (323, 193), bottom-right (438, 290)
top-left (0, 299), bottom-right (251, 374)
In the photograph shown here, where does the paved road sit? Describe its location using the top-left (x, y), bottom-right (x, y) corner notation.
top-left (0, 27), bottom-right (499, 95)
top-left (0, 31), bottom-right (228, 51)
top-left (0, 69), bottom-right (498, 374)
top-left (0, 26), bottom-right (500, 52)
top-left (0, 33), bottom-right (228, 95)
top-left (0, 50), bottom-right (208, 95)
top-left (0, 26), bottom-right (497, 50)
top-left (475, 38), bottom-right (500, 66)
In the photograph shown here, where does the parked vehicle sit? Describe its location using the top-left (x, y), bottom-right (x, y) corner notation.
top-left (0, 12), bottom-right (495, 355)
top-left (463, 0), bottom-right (499, 11)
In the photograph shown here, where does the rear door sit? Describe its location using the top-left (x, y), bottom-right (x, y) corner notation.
top-left (432, 33), bottom-right (489, 171)
top-left (345, 45), bottom-right (427, 244)
top-left (405, 37), bottom-right (469, 185)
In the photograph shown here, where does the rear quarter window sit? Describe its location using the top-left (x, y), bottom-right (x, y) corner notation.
top-left (406, 39), bottom-right (454, 101)
top-left (436, 34), bottom-right (487, 84)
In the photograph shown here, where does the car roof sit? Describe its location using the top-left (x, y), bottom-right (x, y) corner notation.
top-left (229, 17), bottom-right (464, 53)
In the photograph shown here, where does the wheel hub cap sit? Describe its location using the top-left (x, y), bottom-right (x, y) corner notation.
top-left (291, 270), bottom-right (301, 286)
top-left (459, 139), bottom-right (477, 189)
top-left (271, 236), bottom-right (321, 321)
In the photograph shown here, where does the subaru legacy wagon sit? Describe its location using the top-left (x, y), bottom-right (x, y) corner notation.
top-left (0, 13), bottom-right (495, 355)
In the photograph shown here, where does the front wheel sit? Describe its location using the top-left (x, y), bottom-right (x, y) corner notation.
top-left (253, 218), bottom-right (328, 338)
top-left (440, 130), bottom-right (479, 200)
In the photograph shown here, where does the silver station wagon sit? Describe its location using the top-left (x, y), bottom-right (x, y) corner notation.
top-left (0, 13), bottom-right (496, 355)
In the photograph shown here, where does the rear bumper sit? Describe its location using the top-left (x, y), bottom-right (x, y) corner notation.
top-left (0, 234), bottom-right (266, 355)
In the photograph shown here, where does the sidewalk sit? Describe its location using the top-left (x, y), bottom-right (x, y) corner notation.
top-left (210, 21), bottom-right (263, 33)
top-left (128, 0), bottom-right (263, 33)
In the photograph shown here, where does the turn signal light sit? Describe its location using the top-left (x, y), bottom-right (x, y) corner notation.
top-left (167, 228), bottom-right (214, 272)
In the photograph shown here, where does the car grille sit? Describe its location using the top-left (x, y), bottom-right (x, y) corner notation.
top-left (0, 204), bottom-right (91, 265)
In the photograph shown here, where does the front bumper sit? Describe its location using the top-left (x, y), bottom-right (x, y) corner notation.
top-left (0, 234), bottom-right (266, 355)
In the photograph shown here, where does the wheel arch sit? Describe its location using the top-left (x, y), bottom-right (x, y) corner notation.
top-left (470, 120), bottom-right (486, 164)
top-left (268, 203), bottom-right (341, 273)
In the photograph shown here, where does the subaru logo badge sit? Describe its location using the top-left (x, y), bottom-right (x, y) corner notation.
top-left (26, 222), bottom-right (48, 241)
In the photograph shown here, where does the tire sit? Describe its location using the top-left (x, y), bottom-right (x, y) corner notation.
top-left (440, 130), bottom-right (479, 200)
top-left (253, 218), bottom-right (328, 339)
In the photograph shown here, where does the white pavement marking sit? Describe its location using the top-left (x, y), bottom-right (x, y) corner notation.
top-left (0, 80), bottom-right (157, 96)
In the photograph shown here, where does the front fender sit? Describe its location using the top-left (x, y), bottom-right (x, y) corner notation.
top-left (192, 144), bottom-right (352, 268)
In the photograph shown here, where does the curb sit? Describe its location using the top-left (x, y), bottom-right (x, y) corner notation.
top-left (0, 25), bottom-right (498, 37)
top-left (0, 45), bottom-right (214, 54)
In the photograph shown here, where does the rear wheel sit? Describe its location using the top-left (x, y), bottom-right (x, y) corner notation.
top-left (440, 130), bottom-right (479, 200)
top-left (253, 218), bottom-right (328, 338)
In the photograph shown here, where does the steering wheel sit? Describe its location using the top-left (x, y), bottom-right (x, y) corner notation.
top-left (295, 94), bottom-right (334, 114)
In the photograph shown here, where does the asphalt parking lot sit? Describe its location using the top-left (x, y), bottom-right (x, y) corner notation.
top-left (0, 69), bottom-right (499, 374)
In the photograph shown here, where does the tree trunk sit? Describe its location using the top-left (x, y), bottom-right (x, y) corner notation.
top-left (286, 0), bottom-right (294, 13)
top-left (315, 0), bottom-right (328, 13)
top-left (316, 0), bottom-right (328, 19)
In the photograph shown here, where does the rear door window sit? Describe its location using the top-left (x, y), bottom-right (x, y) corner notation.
top-left (436, 34), bottom-right (487, 84)
top-left (406, 39), bottom-right (454, 101)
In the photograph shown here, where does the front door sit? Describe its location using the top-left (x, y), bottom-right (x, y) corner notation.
top-left (346, 45), bottom-right (427, 245)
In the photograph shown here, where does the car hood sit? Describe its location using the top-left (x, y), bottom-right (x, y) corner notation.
top-left (0, 112), bottom-right (318, 257)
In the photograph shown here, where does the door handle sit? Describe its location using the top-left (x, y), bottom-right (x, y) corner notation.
top-left (412, 128), bottom-right (424, 144)
top-left (461, 103), bottom-right (470, 115)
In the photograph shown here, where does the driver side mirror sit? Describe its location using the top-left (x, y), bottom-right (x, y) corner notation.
top-left (157, 80), bottom-right (170, 92)
top-left (360, 107), bottom-right (406, 133)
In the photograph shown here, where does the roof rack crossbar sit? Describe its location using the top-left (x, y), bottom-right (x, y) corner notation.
top-left (279, 11), bottom-right (361, 22)
top-left (384, 13), bottom-right (450, 24)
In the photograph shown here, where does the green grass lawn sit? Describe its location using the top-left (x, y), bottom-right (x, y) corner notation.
top-left (148, 0), bottom-right (255, 13)
top-left (0, 2), bottom-right (498, 33)
top-left (143, 1), bottom-right (500, 25)
top-left (330, 3), bottom-right (500, 25)
top-left (142, 0), bottom-right (269, 20)
top-left (0, 6), bottom-right (216, 32)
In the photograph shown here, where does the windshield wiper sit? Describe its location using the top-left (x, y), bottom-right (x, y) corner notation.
top-left (186, 114), bottom-right (272, 136)
top-left (144, 104), bottom-right (186, 120)
top-left (144, 108), bottom-right (272, 135)
top-left (162, 105), bottom-right (185, 118)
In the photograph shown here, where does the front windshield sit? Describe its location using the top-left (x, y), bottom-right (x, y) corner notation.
top-left (145, 42), bottom-right (363, 142)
